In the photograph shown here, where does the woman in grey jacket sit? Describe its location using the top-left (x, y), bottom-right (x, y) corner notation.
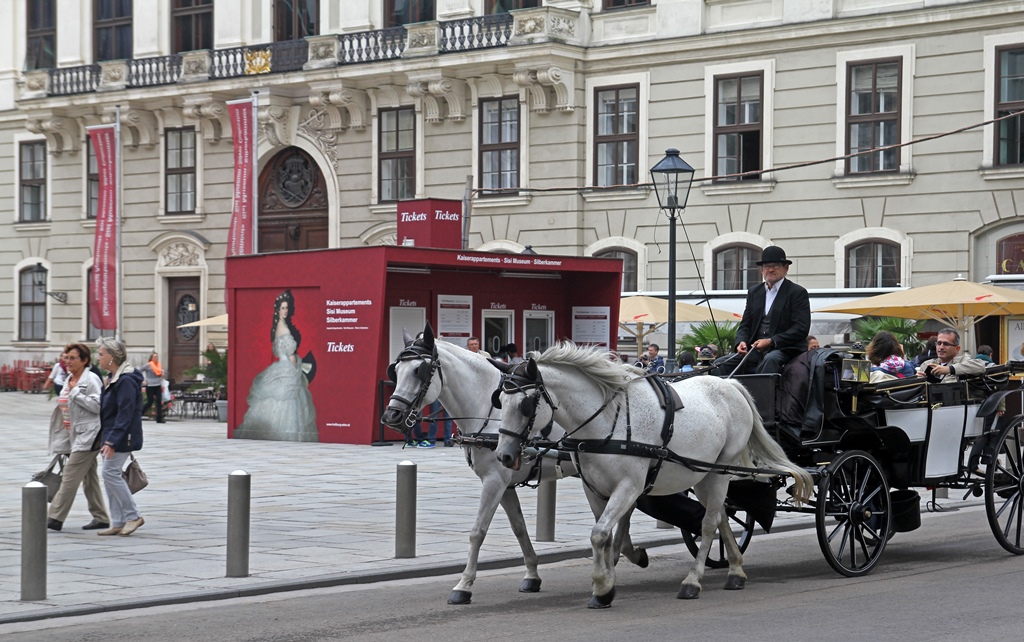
top-left (47, 342), bottom-right (110, 532)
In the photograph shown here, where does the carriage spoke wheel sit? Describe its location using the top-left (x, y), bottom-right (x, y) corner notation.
top-left (815, 450), bottom-right (891, 578)
top-left (681, 504), bottom-right (754, 570)
top-left (985, 419), bottom-right (1024, 555)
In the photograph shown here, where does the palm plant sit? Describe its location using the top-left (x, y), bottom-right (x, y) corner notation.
top-left (184, 348), bottom-right (229, 399)
top-left (677, 320), bottom-right (738, 357)
top-left (852, 317), bottom-right (925, 359)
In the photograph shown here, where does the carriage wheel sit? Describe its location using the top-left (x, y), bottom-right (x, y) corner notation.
top-left (815, 450), bottom-right (891, 577)
top-left (681, 504), bottom-right (754, 570)
top-left (985, 419), bottom-right (1024, 555)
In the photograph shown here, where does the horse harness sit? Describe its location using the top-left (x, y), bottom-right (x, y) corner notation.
top-left (493, 366), bottom-right (795, 497)
top-left (387, 341), bottom-right (444, 430)
top-left (493, 364), bottom-right (684, 497)
top-left (388, 342), bottom-right (547, 479)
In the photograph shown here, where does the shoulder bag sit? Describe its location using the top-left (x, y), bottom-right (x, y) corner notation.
top-left (31, 454), bottom-right (67, 502)
top-left (122, 453), bottom-right (149, 494)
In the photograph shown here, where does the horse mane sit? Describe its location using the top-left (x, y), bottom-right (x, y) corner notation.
top-left (531, 342), bottom-right (639, 402)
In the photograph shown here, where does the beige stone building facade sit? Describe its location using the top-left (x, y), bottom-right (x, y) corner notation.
top-left (2, 0), bottom-right (1024, 376)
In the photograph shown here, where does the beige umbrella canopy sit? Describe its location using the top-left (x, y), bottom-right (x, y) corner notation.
top-left (619, 296), bottom-right (738, 360)
top-left (177, 313), bottom-right (229, 329)
top-left (815, 277), bottom-right (1024, 335)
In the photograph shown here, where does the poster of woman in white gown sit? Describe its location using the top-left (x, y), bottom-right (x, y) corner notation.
top-left (235, 289), bottom-right (319, 441)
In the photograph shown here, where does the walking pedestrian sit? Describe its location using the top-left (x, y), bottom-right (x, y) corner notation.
top-left (95, 337), bottom-right (145, 537)
top-left (47, 342), bottom-right (110, 532)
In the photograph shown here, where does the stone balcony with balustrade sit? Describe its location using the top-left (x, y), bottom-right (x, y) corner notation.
top-left (19, 7), bottom-right (586, 101)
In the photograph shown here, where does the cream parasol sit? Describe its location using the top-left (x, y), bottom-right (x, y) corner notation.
top-left (814, 277), bottom-right (1024, 347)
top-left (177, 313), bottom-right (229, 329)
top-left (619, 296), bottom-right (738, 360)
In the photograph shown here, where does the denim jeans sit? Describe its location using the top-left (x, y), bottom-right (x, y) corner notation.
top-left (409, 401), bottom-right (452, 444)
top-left (101, 451), bottom-right (141, 527)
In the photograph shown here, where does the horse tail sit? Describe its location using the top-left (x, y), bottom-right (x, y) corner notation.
top-left (728, 379), bottom-right (814, 505)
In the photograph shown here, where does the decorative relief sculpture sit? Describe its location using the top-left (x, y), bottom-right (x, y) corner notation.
top-left (258, 105), bottom-right (293, 147)
top-left (297, 109), bottom-right (340, 172)
top-left (182, 99), bottom-right (226, 143)
top-left (27, 116), bottom-right (81, 154)
top-left (161, 242), bottom-right (201, 267)
top-left (245, 49), bottom-right (272, 75)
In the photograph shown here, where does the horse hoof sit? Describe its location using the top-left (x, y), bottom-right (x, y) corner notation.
top-left (677, 584), bottom-right (701, 600)
top-left (519, 578), bottom-right (542, 593)
top-left (724, 575), bottom-right (746, 591)
top-left (634, 548), bottom-right (649, 569)
top-left (587, 587), bottom-right (616, 609)
top-left (448, 590), bottom-right (472, 605)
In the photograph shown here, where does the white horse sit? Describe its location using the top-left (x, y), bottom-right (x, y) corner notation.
top-left (492, 344), bottom-right (813, 608)
top-left (380, 324), bottom-right (649, 605)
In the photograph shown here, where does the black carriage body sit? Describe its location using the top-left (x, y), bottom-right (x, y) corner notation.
top-left (734, 348), bottom-right (1014, 489)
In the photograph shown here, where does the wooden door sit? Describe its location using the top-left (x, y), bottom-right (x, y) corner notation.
top-left (257, 147), bottom-right (329, 253)
top-left (167, 277), bottom-right (201, 384)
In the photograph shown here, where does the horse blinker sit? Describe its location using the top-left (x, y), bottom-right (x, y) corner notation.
top-left (491, 388), bottom-right (503, 410)
top-left (386, 363), bottom-right (397, 383)
top-left (520, 394), bottom-right (538, 417)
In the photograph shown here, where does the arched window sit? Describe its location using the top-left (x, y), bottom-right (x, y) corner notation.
top-left (847, 240), bottom-right (900, 287)
top-left (19, 266), bottom-right (47, 341)
top-left (713, 244), bottom-right (760, 290)
top-left (595, 249), bottom-right (637, 292)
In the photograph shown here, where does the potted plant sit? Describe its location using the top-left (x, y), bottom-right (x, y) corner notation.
top-left (185, 348), bottom-right (229, 421)
top-left (677, 320), bottom-right (738, 358)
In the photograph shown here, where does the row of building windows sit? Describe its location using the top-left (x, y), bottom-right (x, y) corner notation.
top-left (10, 238), bottom-right (897, 342)
top-left (16, 44), bottom-right (1024, 223)
top-left (23, 1), bottom-right (651, 70)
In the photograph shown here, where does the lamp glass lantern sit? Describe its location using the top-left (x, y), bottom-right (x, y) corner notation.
top-left (30, 262), bottom-right (48, 292)
top-left (650, 148), bottom-right (695, 211)
top-left (30, 262), bottom-right (68, 304)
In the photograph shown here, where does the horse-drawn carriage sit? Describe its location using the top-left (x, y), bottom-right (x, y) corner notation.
top-left (676, 348), bottom-right (1024, 577)
top-left (382, 327), bottom-right (1024, 608)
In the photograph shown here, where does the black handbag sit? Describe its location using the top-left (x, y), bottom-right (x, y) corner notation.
top-left (122, 453), bottom-right (149, 494)
top-left (31, 454), bottom-right (66, 502)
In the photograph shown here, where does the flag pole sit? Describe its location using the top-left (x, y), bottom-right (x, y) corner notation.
top-left (251, 89), bottom-right (259, 255)
top-left (115, 104), bottom-right (123, 342)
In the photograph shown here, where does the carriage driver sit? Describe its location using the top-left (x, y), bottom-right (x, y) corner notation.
top-left (713, 246), bottom-right (811, 376)
top-left (916, 328), bottom-right (986, 383)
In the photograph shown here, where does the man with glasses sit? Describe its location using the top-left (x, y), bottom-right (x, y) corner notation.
top-left (713, 246), bottom-right (810, 375)
top-left (916, 328), bottom-right (986, 383)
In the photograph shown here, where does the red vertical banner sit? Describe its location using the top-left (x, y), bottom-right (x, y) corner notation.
top-left (227, 99), bottom-right (255, 256)
top-left (87, 125), bottom-right (118, 331)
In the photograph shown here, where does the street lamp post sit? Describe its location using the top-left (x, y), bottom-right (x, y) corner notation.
top-left (650, 148), bottom-right (695, 373)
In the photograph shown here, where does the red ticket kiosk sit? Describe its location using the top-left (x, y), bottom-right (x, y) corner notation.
top-left (225, 246), bottom-right (621, 444)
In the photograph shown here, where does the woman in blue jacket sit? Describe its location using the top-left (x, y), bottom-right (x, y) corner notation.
top-left (96, 337), bottom-right (145, 537)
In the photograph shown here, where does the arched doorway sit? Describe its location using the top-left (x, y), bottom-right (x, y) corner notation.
top-left (258, 147), bottom-right (329, 252)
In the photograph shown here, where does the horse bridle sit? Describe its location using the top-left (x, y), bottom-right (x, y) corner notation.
top-left (492, 362), bottom-right (557, 444)
top-left (387, 341), bottom-right (443, 430)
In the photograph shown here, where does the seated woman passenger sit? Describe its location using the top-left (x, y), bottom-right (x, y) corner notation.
top-left (866, 331), bottom-right (917, 383)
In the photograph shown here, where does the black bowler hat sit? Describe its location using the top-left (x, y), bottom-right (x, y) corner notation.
top-left (756, 246), bottom-right (792, 266)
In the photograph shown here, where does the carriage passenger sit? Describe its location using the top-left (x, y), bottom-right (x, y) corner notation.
top-left (916, 328), bottom-right (986, 383)
top-left (866, 331), bottom-right (917, 383)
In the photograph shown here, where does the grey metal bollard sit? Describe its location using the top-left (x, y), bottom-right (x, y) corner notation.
top-left (536, 479), bottom-right (556, 541)
top-left (22, 482), bottom-right (47, 601)
top-left (226, 470), bottom-right (251, 578)
top-left (395, 461), bottom-right (417, 558)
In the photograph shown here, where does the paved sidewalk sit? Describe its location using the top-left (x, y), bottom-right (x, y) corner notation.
top-left (0, 391), bottom-right (689, 623)
top-left (1, 391), bottom-right (968, 624)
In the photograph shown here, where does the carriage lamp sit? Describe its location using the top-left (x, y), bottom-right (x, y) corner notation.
top-left (650, 149), bottom-right (695, 373)
top-left (30, 262), bottom-right (68, 304)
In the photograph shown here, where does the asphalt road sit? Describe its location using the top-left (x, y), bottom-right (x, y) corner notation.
top-left (3, 504), bottom-right (1020, 642)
